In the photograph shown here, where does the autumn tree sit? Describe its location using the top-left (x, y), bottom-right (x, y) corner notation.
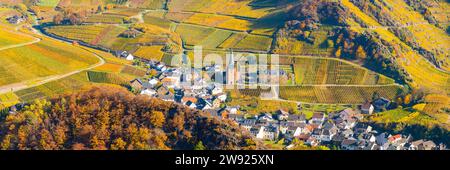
top-left (356, 45), bottom-right (367, 60)
top-left (194, 141), bottom-right (206, 150)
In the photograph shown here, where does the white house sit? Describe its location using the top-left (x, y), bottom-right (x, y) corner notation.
top-left (126, 54), bottom-right (134, 61)
top-left (149, 78), bottom-right (159, 87)
top-left (140, 89), bottom-right (156, 96)
top-left (215, 93), bottom-right (227, 102)
top-left (361, 102), bottom-right (374, 114)
top-left (211, 86), bottom-right (223, 95)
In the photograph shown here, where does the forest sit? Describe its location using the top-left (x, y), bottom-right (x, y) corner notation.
top-left (0, 85), bottom-right (261, 150)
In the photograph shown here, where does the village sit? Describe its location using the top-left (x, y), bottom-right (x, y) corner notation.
top-left (122, 51), bottom-right (447, 151)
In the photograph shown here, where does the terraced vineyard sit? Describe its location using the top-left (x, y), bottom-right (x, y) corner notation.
top-left (279, 85), bottom-right (402, 104)
top-left (45, 25), bottom-right (126, 45)
top-left (14, 71), bottom-right (90, 103)
top-left (0, 28), bottom-right (36, 49)
top-left (342, 0), bottom-right (450, 95)
top-left (293, 57), bottom-right (395, 85)
top-left (134, 45), bottom-right (165, 61)
top-left (0, 35), bottom-right (99, 86)
top-left (85, 14), bottom-right (125, 24)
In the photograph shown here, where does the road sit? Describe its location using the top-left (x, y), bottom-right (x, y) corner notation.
top-left (0, 25), bottom-right (105, 94)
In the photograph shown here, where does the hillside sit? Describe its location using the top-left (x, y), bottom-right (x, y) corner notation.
top-left (0, 85), bottom-right (262, 150)
top-left (0, 27), bottom-right (100, 87)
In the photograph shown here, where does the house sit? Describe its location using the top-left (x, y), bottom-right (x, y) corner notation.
top-left (156, 86), bottom-right (170, 97)
top-left (373, 97), bottom-right (391, 111)
top-left (311, 129), bottom-right (322, 139)
top-left (240, 119), bottom-right (257, 131)
top-left (228, 114), bottom-right (244, 122)
top-left (287, 114), bottom-right (306, 123)
top-left (7, 15), bottom-right (25, 24)
top-left (342, 129), bottom-right (354, 138)
top-left (421, 141), bottom-right (437, 150)
top-left (310, 112), bottom-right (325, 124)
top-left (250, 125), bottom-right (263, 137)
top-left (203, 109), bottom-right (220, 118)
top-left (160, 94), bottom-right (175, 102)
top-left (361, 102), bottom-right (374, 114)
top-left (130, 79), bottom-right (144, 90)
top-left (354, 124), bottom-right (373, 134)
top-left (210, 85), bottom-right (223, 95)
top-left (156, 63), bottom-right (167, 72)
top-left (256, 125), bottom-right (279, 141)
top-left (376, 132), bottom-right (390, 146)
top-left (320, 129), bottom-right (335, 142)
top-left (148, 78), bottom-right (159, 87)
top-left (181, 96), bottom-right (198, 105)
top-left (197, 98), bottom-right (213, 110)
top-left (215, 93), bottom-right (227, 102)
top-left (224, 106), bottom-right (238, 115)
top-left (339, 108), bottom-right (358, 118)
top-left (258, 113), bottom-right (275, 122)
top-left (276, 109), bottom-right (289, 121)
top-left (126, 54), bottom-right (134, 60)
top-left (296, 134), bottom-right (311, 142)
top-left (161, 77), bottom-right (179, 89)
top-left (363, 142), bottom-right (380, 150)
top-left (388, 134), bottom-right (402, 144)
top-left (140, 88), bottom-right (156, 96)
top-left (212, 98), bottom-right (221, 108)
top-left (185, 101), bottom-right (197, 109)
top-left (306, 137), bottom-right (319, 146)
top-left (331, 134), bottom-right (345, 145)
top-left (115, 51), bottom-right (130, 58)
top-left (341, 138), bottom-right (358, 150)
top-left (409, 140), bottom-right (424, 150)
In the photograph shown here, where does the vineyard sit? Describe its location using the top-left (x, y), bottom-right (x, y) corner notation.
top-left (121, 65), bottom-right (147, 77)
top-left (167, 0), bottom-right (272, 19)
top-left (87, 71), bottom-right (131, 85)
top-left (0, 37), bottom-right (99, 86)
top-left (45, 25), bottom-right (126, 46)
top-left (279, 85), bottom-right (403, 104)
top-left (0, 28), bottom-right (35, 48)
top-left (293, 57), bottom-right (395, 85)
top-left (0, 92), bottom-right (19, 109)
top-left (133, 45), bottom-right (165, 61)
top-left (184, 13), bottom-right (251, 31)
top-left (14, 72), bottom-right (90, 103)
top-left (84, 14), bottom-right (125, 24)
top-left (342, 0), bottom-right (450, 94)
